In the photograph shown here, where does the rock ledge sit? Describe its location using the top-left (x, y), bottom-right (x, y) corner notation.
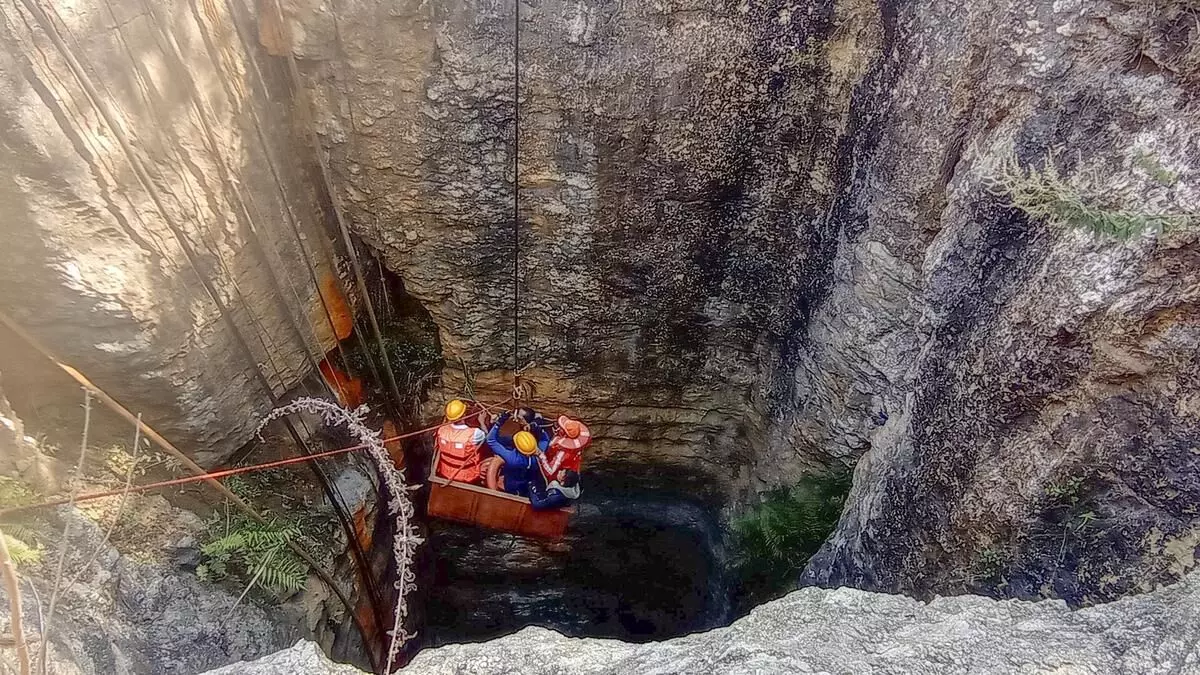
top-left (214, 567), bottom-right (1200, 674)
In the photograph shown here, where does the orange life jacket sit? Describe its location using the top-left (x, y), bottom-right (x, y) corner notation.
top-left (436, 423), bottom-right (486, 483)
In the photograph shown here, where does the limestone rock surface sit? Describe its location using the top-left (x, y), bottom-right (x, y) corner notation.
top-left (0, 505), bottom-right (300, 675)
top-left (0, 0), bottom-right (343, 463)
top-left (215, 565), bottom-right (1200, 674)
top-left (285, 0), bottom-right (1200, 604)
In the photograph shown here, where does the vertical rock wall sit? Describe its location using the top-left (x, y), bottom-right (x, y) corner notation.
top-left (0, 0), bottom-right (341, 462)
top-left (283, 0), bottom-right (882, 500)
top-left (792, 0), bottom-right (1200, 603)
top-left (1, 0), bottom-right (1198, 611)
top-left (283, 0), bottom-right (1200, 603)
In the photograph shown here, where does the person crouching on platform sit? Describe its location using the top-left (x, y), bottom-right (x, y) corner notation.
top-left (538, 415), bottom-right (589, 479)
top-left (529, 468), bottom-right (581, 510)
top-left (435, 399), bottom-right (486, 484)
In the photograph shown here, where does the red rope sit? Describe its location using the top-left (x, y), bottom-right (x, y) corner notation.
top-left (0, 423), bottom-right (437, 518)
top-left (1, 398), bottom-right (519, 519)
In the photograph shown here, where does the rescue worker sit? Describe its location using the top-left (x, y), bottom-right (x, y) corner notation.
top-left (537, 415), bottom-right (589, 480)
top-left (529, 468), bottom-right (581, 511)
top-left (435, 399), bottom-right (487, 483)
top-left (485, 412), bottom-right (546, 497)
top-left (514, 407), bottom-right (554, 438)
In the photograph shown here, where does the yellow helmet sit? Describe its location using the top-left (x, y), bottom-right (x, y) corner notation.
top-left (514, 430), bottom-right (538, 455)
top-left (444, 399), bottom-right (467, 421)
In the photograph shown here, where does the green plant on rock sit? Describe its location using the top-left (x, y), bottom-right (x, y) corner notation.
top-left (988, 151), bottom-right (1196, 240)
top-left (973, 547), bottom-right (1005, 582)
top-left (197, 516), bottom-right (308, 596)
top-left (1, 531), bottom-right (42, 568)
top-left (223, 474), bottom-right (263, 501)
top-left (1134, 150), bottom-right (1180, 188)
top-left (732, 469), bottom-right (852, 607)
top-left (1046, 476), bottom-right (1085, 506)
top-left (0, 476), bottom-right (34, 509)
top-left (346, 335), bottom-right (441, 383)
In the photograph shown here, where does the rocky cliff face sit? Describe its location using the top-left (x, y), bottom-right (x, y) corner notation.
top-left (283, 0), bottom-right (883, 501)
top-left (791, 0), bottom-right (1200, 604)
top-left (214, 563), bottom-right (1200, 674)
top-left (0, 0), bottom-right (345, 462)
top-left (283, 0), bottom-right (1200, 605)
top-left (2, 0), bottom-right (1198, 630)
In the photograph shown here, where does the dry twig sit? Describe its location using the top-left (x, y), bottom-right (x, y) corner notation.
top-left (0, 527), bottom-right (30, 675)
top-left (39, 389), bottom-right (91, 674)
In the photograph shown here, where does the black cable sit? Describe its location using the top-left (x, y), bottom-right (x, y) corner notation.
top-left (512, 0), bottom-right (521, 380)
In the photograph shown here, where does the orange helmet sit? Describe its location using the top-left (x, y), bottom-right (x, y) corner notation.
top-left (557, 416), bottom-right (582, 439)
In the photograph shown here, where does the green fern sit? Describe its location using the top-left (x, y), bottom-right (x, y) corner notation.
top-left (223, 475), bottom-right (262, 500)
top-left (732, 469), bottom-right (851, 608)
top-left (3, 532), bottom-right (43, 567)
top-left (199, 517), bottom-right (307, 596)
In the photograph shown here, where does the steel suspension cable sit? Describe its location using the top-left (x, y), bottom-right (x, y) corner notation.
top-left (512, 0), bottom-right (521, 389)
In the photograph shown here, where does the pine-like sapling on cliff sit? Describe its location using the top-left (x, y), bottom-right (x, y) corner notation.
top-left (987, 151), bottom-right (1196, 240)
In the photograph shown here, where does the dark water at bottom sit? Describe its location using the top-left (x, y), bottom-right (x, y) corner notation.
top-left (421, 494), bottom-right (730, 646)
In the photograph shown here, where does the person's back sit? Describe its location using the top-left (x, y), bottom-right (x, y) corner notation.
top-left (540, 415), bottom-right (588, 479)
top-left (485, 413), bottom-right (543, 496)
top-left (435, 399), bottom-right (486, 483)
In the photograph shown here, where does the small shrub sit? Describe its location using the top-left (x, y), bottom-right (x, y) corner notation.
top-left (973, 547), bottom-right (1005, 581)
top-left (346, 335), bottom-right (441, 384)
top-left (223, 474), bottom-right (262, 501)
top-left (0, 476), bottom-right (33, 509)
top-left (1046, 476), bottom-right (1085, 506)
top-left (732, 469), bottom-right (852, 607)
top-left (988, 152), bottom-right (1196, 240)
top-left (1134, 150), bottom-right (1180, 187)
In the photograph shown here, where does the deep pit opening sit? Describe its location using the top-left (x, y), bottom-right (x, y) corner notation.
top-left (350, 252), bottom-right (744, 650)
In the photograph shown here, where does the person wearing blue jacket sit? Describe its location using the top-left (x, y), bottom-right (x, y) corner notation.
top-left (529, 469), bottom-right (581, 510)
top-left (486, 412), bottom-right (548, 497)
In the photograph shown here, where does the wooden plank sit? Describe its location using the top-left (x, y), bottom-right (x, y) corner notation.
top-left (428, 481), bottom-right (571, 540)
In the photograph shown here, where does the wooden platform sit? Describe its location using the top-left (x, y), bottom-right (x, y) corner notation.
top-left (427, 447), bottom-right (572, 540)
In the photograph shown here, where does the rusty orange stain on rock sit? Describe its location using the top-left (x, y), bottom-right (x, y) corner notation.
top-left (382, 420), bottom-right (405, 468)
top-left (353, 505), bottom-right (374, 552)
top-left (319, 358), bottom-right (364, 408)
top-left (319, 271), bottom-right (355, 340)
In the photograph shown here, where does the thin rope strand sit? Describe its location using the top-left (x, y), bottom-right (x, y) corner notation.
top-left (0, 397), bottom-right (515, 519)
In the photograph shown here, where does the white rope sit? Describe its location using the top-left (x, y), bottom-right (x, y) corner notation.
top-left (257, 399), bottom-right (422, 672)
